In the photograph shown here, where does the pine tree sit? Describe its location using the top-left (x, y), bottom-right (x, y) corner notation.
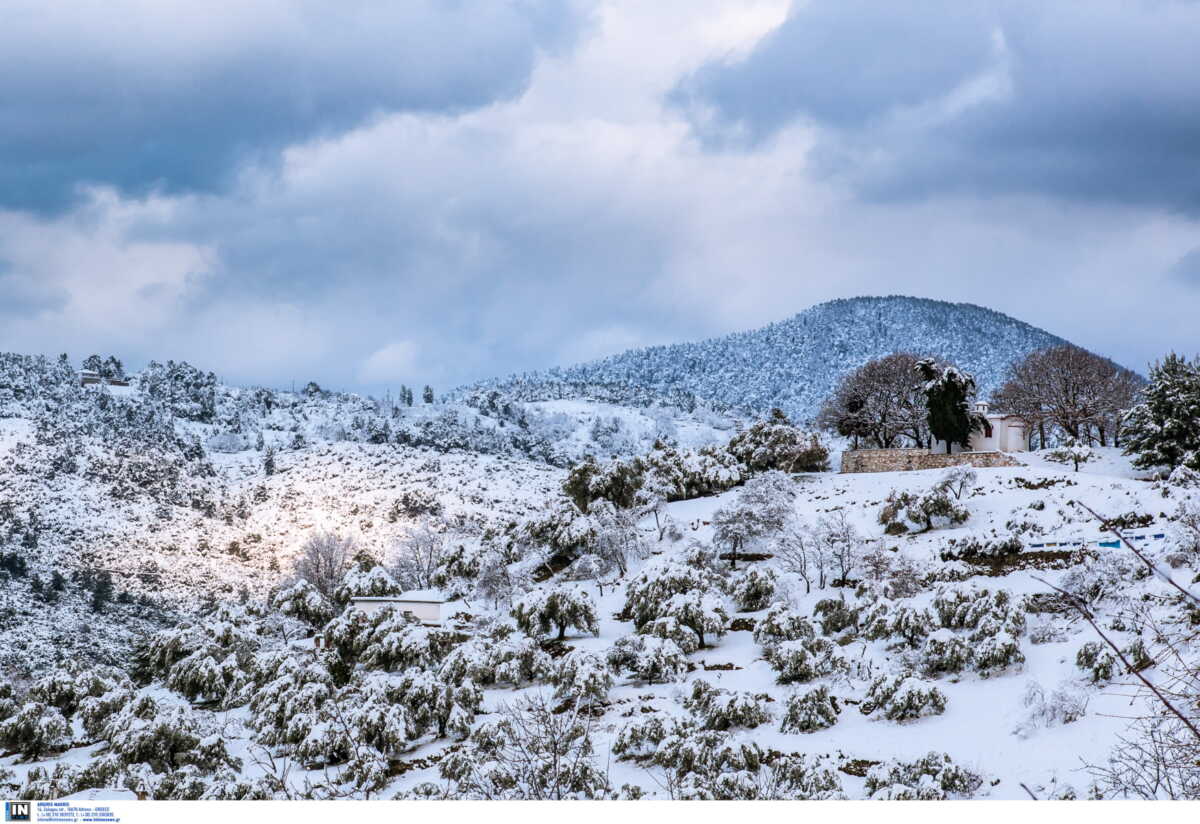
top-left (91, 571), bottom-right (114, 613)
top-left (101, 355), bottom-right (125, 381)
top-left (1122, 353), bottom-right (1200, 472)
top-left (916, 359), bottom-right (983, 454)
top-left (423, 385), bottom-right (435, 404)
top-left (82, 354), bottom-right (103, 374)
top-left (263, 446), bottom-right (277, 477)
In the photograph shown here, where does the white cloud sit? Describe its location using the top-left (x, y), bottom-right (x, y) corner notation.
top-left (359, 341), bottom-right (421, 385)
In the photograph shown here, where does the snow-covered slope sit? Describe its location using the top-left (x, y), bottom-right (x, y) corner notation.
top-left (3, 435), bottom-right (1196, 801)
top-left (474, 296), bottom-right (1103, 422)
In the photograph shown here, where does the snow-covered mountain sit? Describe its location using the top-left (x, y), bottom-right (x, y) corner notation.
top-left (474, 296), bottom-right (1087, 422)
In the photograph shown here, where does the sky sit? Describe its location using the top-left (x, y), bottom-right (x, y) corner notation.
top-left (1, 0), bottom-right (1198, 394)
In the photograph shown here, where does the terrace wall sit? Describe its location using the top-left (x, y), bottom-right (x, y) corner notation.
top-left (840, 448), bottom-right (1020, 474)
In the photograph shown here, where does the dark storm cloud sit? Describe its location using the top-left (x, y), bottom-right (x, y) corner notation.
top-left (673, 0), bottom-right (1200, 211)
top-left (0, 1), bottom-right (592, 213)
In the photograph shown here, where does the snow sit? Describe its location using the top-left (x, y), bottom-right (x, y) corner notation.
top-left (1, 352), bottom-right (1195, 800)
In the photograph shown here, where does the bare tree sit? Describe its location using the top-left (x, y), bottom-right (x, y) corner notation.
top-left (438, 692), bottom-right (610, 799)
top-left (991, 345), bottom-right (1142, 448)
top-left (389, 517), bottom-right (446, 590)
top-left (774, 520), bottom-right (826, 592)
top-left (711, 471), bottom-right (796, 569)
top-left (292, 532), bottom-right (357, 601)
top-left (817, 353), bottom-right (933, 449)
top-left (816, 511), bottom-right (862, 584)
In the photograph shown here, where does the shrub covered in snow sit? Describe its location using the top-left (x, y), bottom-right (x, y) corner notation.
top-left (683, 680), bottom-right (772, 731)
top-left (437, 694), bottom-right (611, 800)
top-left (812, 597), bottom-right (858, 636)
top-left (0, 702), bottom-right (70, 759)
top-left (779, 686), bottom-right (840, 734)
top-left (863, 674), bottom-right (947, 721)
top-left (613, 715), bottom-right (843, 800)
top-left (1013, 680), bottom-right (1088, 739)
top-left (1059, 554), bottom-right (1136, 606)
top-left (752, 603), bottom-right (816, 647)
top-left (864, 752), bottom-right (983, 799)
top-left (765, 637), bottom-right (848, 684)
top-left (1076, 641), bottom-right (1117, 683)
top-left (919, 629), bottom-right (974, 675)
top-left (730, 566), bottom-right (777, 612)
top-left (932, 585), bottom-right (1027, 640)
top-left (973, 632), bottom-right (1025, 677)
top-left (606, 635), bottom-right (688, 684)
top-left (879, 486), bottom-right (969, 534)
top-left (550, 650), bottom-right (613, 710)
top-left (863, 602), bottom-right (938, 649)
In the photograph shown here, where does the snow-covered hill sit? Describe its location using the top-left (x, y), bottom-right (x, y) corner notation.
top-left (474, 296), bottom-right (1099, 422)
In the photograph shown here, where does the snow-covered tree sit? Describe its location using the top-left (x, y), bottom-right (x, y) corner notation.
top-left (272, 579), bottom-right (336, 627)
top-left (512, 585), bottom-right (599, 640)
top-left (1122, 353), bottom-right (1200, 472)
top-left (727, 408), bottom-right (829, 473)
top-left (606, 635), bottom-right (688, 684)
top-left (817, 352), bottom-right (933, 449)
top-left (622, 559), bottom-right (722, 629)
top-left (550, 650), bottom-right (613, 710)
top-left (292, 533), bottom-right (357, 602)
top-left (334, 564), bottom-right (401, 605)
top-left (657, 589), bottom-right (729, 649)
top-left (916, 359), bottom-right (985, 454)
top-left (436, 694), bottom-right (611, 800)
top-left (0, 702), bottom-right (70, 759)
top-left (711, 470), bottom-right (796, 568)
top-left (879, 485), bottom-right (969, 534)
top-left (389, 518), bottom-right (451, 591)
top-left (1046, 438), bottom-right (1095, 472)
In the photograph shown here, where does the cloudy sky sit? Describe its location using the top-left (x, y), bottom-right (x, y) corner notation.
top-left (2, 0), bottom-right (1198, 393)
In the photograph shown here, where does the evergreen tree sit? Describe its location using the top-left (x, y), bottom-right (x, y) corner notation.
top-left (101, 355), bottom-right (125, 381)
top-left (423, 385), bottom-right (435, 404)
top-left (916, 360), bottom-right (983, 454)
top-left (82, 354), bottom-right (103, 374)
top-left (1122, 353), bottom-right (1200, 472)
top-left (91, 571), bottom-right (114, 613)
top-left (263, 446), bottom-right (277, 477)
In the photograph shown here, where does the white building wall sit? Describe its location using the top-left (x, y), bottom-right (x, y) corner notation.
top-left (349, 598), bottom-right (443, 625)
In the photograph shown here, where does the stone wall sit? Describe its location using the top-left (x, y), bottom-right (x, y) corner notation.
top-left (840, 448), bottom-right (1020, 474)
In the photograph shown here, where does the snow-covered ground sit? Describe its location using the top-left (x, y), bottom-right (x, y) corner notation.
top-left (4, 430), bottom-right (1194, 800)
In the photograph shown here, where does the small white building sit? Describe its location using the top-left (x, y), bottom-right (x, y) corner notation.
top-left (349, 589), bottom-right (449, 626)
top-left (932, 402), bottom-right (1029, 454)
